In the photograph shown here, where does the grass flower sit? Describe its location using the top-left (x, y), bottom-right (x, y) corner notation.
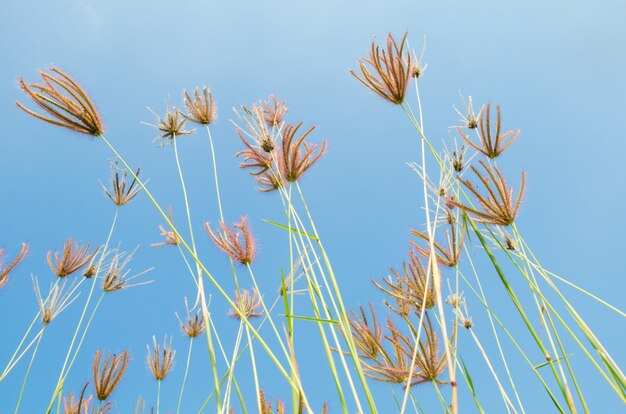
top-left (351, 32), bottom-right (412, 105)
top-left (152, 207), bottom-right (180, 246)
top-left (183, 87), bottom-right (217, 125)
top-left (278, 122), bottom-right (327, 183)
top-left (176, 298), bottom-right (205, 338)
top-left (102, 248), bottom-right (153, 292)
top-left (448, 160), bottom-right (525, 226)
top-left (16, 67), bottom-right (104, 135)
top-left (410, 209), bottom-right (465, 267)
top-left (33, 277), bottom-right (79, 325)
top-left (228, 288), bottom-right (263, 319)
top-left (375, 250), bottom-right (439, 315)
top-left (261, 95), bottom-right (287, 126)
top-left (102, 161), bottom-right (141, 207)
top-left (457, 103), bottom-right (520, 158)
top-left (93, 350), bottom-right (129, 401)
top-left (453, 95), bottom-right (482, 130)
top-left (47, 238), bottom-right (99, 278)
top-left (62, 389), bottom-right (92, 414)
top-left (205, 216), bottom-right (256, 265)
top-left (0, 242), bottom-right (28, 289)
top-left (147, 336), bottom-right (175, 381)
top-left (349, 303), bottom-right (385, 360)
top-left (233, 104), bottom-right (275, 153)
top-left (144, 105), bottom-right (193, 145)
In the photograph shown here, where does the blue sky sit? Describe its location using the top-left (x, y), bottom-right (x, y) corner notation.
top-left (1, 0), bottom-right (625, 413)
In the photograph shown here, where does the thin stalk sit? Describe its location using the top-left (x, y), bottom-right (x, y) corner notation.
top-left (156, 379), bottom-right (162, 414)
top-left (1, 312), bottom-right (41, 381)
top-left (13, 328), bottom-right (44, 414)
top-left (177, 339), bottom-right (194, 414)
top-left (245, 326), bottom-right (262, 414)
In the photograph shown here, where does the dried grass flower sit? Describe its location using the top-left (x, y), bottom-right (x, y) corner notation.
top-left (261, 95), bottom-right (288, 126)
top-left (205, 216), bottom-right (256, 265)
top-left (102, 161), bottom-right (141, 207)
top-left (233, 104), bottom-right (276, 153)
top-left (349, 303), bottom-right (385, 360)
top-left (147, 335), bottom-right (175, 381)
top-left (16, 67), bottom-right (104, 136)
top-left (351, 32), bottom-right (412, 105)
top-left (33, 277), bottom-right (80, 325)
top-left (183, 87), bottom-right (217, 124)
top-left (457, 103), bottom-right (520, 158)
top-left (152, 207), bottom-right (180, 247)
top-left (93, 350), bottom-right (129, 401)
top-left (453, 95), bottom-right (482, 130)
top-left (176, 297), bottom-right (205, 338)
top-left (278, 122), bottom-right (327, 183)
top-left (144, 105), bottom-right (193, 145)
top-left (102, 247), bottom-right (153, 292)
top-left (228, 288), bottom-right (264, 319)
top-left (48, 238), bottom-right (99, 278)
top-left (410, 209), bottom-right (465, 267)
top-left (448, 160), bottom-right (525, 226)
top-left (0, 242), bottom-right (28, 289)
top-left (62, 388), bottom-right (92, 414)
top-left (375, 250), bottom-right (439, 315)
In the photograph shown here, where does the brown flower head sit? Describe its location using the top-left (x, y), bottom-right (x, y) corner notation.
top-left (457, 103), bottom-right (520, 158)
top-left (205, 216), bottom-right (256, 265)
top-left (152, 207), bottom-right (180, 247)
top-left (375, 250), bottom-right (439, 316)
top-left (278, 122), bottom-right (327, 183)
top-left (102, 161), bottom-right (141, 207)
top-left (410, 209), bottom-right (465, 267)
top-left (183, 87), bottom-right (217, 125)
top-left (176, 298), bottom-right (205, 338)
top-left (448, 143), bottom-right (468, 173)
top-left (62, 388), bottom-right (92, 414)
top-left (351, 32), bottom-right (412, 105)
top-left (349, 303), bottom-right (385, 360)
top-left (449, 160), bottom-right (525, 226)
top-left (102, 248), bottom-right (153, 292)
top-left (16, 67), bottom-right (104, 136)
top-left (228, 288), bottom-right (264, 319)
top-left (33, 277), bottom-right (79, 325)
top-left (48, 238), bottom-right (99, 278)
top-left (261, 95), bottom-right (288, 126)
top-left (147, 335), bottom-right (175, 381)
top-left (0, 243), bottom-right (28, 289)
top-left (93, 350), bottom-right (129, 401)
top-left (454, 96), bottom-right (482, 130)
top-left (144, 105), bottom-right (193, 145)
top-left (233, 104), bottom-right (275, 153)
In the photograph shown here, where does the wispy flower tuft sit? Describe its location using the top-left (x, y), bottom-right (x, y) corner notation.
top-left (16, 67), bottom-right (104, 135)
top-left (278, 122), bottom-right (327, 183)
top-left (183, 87), bottom-right (217, 125)
top-left (228, 288), bottom-right (264, 319)
top-left (176, 298), bottom-right (206, 338)
top-left (102, 247), bottom-right (153, 292)
top-left (144, 105), bottom-right (193, 145)
top-left (351, 32), bottom-right (412, 105)
top-left (206, 216), bottom-right (256, 265)
top-left (47, 238), bottom-right (99, 278)
top-left (457, 103), bottom-right (520, 158)
top-left (261, 95), bottom-right (288, 126)
top-left (152, 207), bottom-right (180, 247)
top-left (102, 161), bottom-right (141, 207)
top-left (93, 350), bottom-right (129, 401)
top-left (147, 336), bottom-right (175, 381)
top-left (0, 243), bottom-right (28, 289)
top-left (33, 277), bottom-right (79, 325)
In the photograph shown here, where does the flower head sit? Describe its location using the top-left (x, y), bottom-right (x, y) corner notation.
top-left (206, 216), bottom-right (256, 265)
top-left (176, 298), bottom-right (205, 338)
top-left (152, 207), bottom-right (180, 247)
top-left (228, 288), bottom-right (264, 319)
top-left (33, 277), bottom-right (79, 325)
top-left (144, 105), bottom-right (193, 145)
top-left (0, 243), bottom-right (28, 289)
top-left (410, 208), bottom-right (465, 267)
top-left (183, 87), bottom-right (217, 125)
top-left (48, 238), bottom-right (99, 278)
top-left (261, 95), bottom-right (288, 126)
top-left (147, 336), bottom-right (175, 381)
top-left (448, 160), bottom-right (525, 226)
top-left (457, 103), bottom-right (520, 158)
top-left (17, 67), bottom-right (104, 135)
top-left (102, 247), bottom-right (153, 292)
top-left (233, 104), bottom-right (275, 153)
top-left (93, 350), bottom-right (129, 401)
top-left (278, 122), bottom-right (327, 183)
top-left (102, 161), bottom-right (141, 207)
top-left (351, 32), bottom-right (412, 105)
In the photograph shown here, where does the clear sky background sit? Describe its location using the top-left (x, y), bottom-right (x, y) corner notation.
top-left (1, 0), bottom-right (625, 413)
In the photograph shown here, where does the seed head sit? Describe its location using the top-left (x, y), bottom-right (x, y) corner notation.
top-left (351, 32), bottom-right (412, 105)
top-left (147, 335), bottom-right (175, 381)
top-left (152, 207), bottom-right (180, 247)
top-left (17, 67), bottom-right (104, 136)
top-left (228, 288), bottom-right (264, 319)
top-left (457, 103), bottom-right (520, 158)
top-left (176, 298), bottom-right (205, 338)
top-left (410, 208), bottom-right (465, 267)
top-left (277, 122), bottom-right (327, 183)
top-left (48, 238), bottom-right (99, 278)
top-left (206, 216), bottom-right (256, 265)
top-left (102, 247), bottom-right (153, 292)
top-left (233, 104), bottom-right (275, 153)
top-left (93, 350), bottom-right (129, 401)
top-left (183, 87), bottom-right (217, 125)
top-left (33, 276), bottom-right (79, 325)
top-left (144, 105), bottom-right (193, 145)
top-left (0, 243), bottom-right (28, 289)
top-left (349, 303), bottom-right (385, 360)
top-left (260, 95), bottom-right (288, 126)
top-left (448, 160), bottom-right (525, 226)
top-left (102, 161), bottom-right (141, 207)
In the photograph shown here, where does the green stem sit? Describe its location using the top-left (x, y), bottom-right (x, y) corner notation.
top-left (177, 339), bottom-right (194, 414)
top-left (13, 329), bottom-right (44, 414)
